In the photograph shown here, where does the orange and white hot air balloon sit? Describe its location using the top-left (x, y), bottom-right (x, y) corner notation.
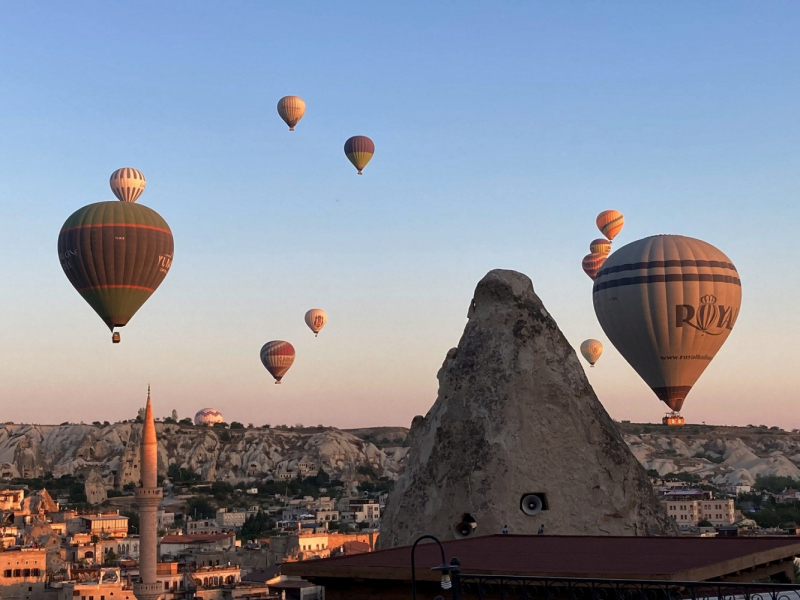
top-left (580, 339), bottom-right (603, 367)
top-left (304, 309), bottom-right (327, 337)
top-left (596, 210), bottom-right (624, 241)
top-left (277, 96), bottom-right (306, 131)
top-left (582, 253), bottom-right (607, 280)
top-left (593, 235), bottom-right (742, 415)
top-left (260, 341), bottom-right (296, 384)
top-left (109, 167), bottom-right (146, 203)
top-left (590, 238), bottom-right (612, 256)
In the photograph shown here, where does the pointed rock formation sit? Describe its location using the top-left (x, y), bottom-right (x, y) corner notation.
top-left (378, 269), bottom-right (675, 549)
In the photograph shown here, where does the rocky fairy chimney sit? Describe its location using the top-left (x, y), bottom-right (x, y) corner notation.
top-left (378, 270), bottom-right (675, 549)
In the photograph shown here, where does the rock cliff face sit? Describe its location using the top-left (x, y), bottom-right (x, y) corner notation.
top-left (0, 423), bottom-right (407, 487)
top-left (621, 424), bottom-right (800, 486)
top-left (378, 270), bottom-right (675, 548)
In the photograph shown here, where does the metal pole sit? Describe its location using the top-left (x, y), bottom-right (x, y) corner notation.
top-left (450, 557), bottom-right (461, 600)
top-left (411, 535), bottom-right (448, 600)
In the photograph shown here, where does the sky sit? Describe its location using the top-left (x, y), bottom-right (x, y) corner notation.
top-left (0, 2), bottom-right (798, 429)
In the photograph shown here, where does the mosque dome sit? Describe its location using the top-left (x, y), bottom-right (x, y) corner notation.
top-left (194, 408), bottom-right (224, 426)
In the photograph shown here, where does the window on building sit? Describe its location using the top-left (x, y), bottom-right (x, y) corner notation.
top-left (3, 570), bottom-right (10, 577)
top-left (14, 569), bottom-right (21, 577)
top-left (32, 568), bottom-right (39, 576)
top-left (22, 569), bottom-right (30, 577)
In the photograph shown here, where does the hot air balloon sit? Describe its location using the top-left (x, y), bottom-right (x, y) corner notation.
top-left (344, 136), bottom-right (374, 175)
top-left (582, 253), bottom-right (607, 280)
top-left (593, 235), bottom-right (741, 417)
top-left (260, 341), bottom-right (296, 384)
top-left (305, 309), bottom-right (327, 337)
top-left (590, 238), bottom-right (611, 256)
top-left (277, 96), bottom-right (306, 131)
top-left (596, 210), bottom-right (624, 241)
top-left (58, 170), bottom-right (174, 343)
top-left (580, 339), bottom-right (603, 367)
top-left (110, 167), bottom-right (146, 203)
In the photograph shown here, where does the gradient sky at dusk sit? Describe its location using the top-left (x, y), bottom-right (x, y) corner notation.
top-left (0, 2), bottom-right (798, 428)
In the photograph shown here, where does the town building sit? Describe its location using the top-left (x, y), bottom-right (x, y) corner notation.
top-left (79, 513), bottom-right (129, 537)
top-left (216, 508), bottom-right (247, 529)
top-left (660, 490), bottom-right (735, 526)
top-left (160, 533), bottom-right (237, 558)
top-left (0, 548), bottom-right (47, 600)
top-left (186, 518), bottom-right (221, 534)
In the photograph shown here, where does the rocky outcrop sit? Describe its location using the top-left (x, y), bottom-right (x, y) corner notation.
top-left (620, 425), bottom-right (800, 486)
top-left (0, 422), bottom-right (408, 488)
top-left (378, 270), bottom-right (675, 548)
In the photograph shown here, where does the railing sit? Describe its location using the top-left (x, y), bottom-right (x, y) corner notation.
top-left (453, 575), bottom-right (800, 600)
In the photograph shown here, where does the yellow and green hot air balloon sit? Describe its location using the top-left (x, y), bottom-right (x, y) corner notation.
top-left (344, 136), bottom-right (374, 175)
top-left (57, 169), bottom-right (174, 343)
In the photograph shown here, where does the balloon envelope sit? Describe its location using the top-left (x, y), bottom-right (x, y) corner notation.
top-left (590, 238), bottom-right (611, 255)
top-left (596, 210), bottom-right (624, 241)
top-left (582, 253), bottom-right (607, 280)
top-left (305, 309), bottom-right (327, 335)
top-left (260, 340), bottom-right (296, 384)
top-left (277, 96), bottom-right (306, 131)
top-left (110, 167), bottom-right (146, 203)
top-left (580, 339), bottom-right (603, 366)
top-left (344, 136), bottom-right (374, 174)
top-left (57, 201), bottom-right (174, 332)
top-left (592, 235), bottom-right (741, 412)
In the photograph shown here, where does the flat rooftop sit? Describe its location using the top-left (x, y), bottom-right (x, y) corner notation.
top-left (283, 535), bottom-right (800, 582)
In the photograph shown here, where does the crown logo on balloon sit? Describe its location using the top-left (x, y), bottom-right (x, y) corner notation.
top-left (700, 294), bottom-right (717, 305)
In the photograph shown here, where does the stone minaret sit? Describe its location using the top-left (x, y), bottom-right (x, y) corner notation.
top-left (134, 387), bottom-right (162, 600)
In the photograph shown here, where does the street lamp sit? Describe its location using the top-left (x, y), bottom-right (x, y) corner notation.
top-left (411, 535), bottom-right (460, 600)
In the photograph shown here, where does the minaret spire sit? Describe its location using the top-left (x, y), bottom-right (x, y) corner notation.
top-left (134, 385), bottom-right (162, 600)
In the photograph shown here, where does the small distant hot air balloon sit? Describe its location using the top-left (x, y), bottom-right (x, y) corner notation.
top-left (58, 169), bottom-right (174, 343)
top-left (580, 339), bottom-right (603, 367)
top-left (596, 210), bottom-right (624, 241)
top-left (590, 238), bottom-right (612, 256)
top-left (305, 309), bottom-right (327, 337)
top-left (110, 167), bottom-right (146, 203)
top-left (260, 341), bottom-right (296, 384)
top-left (277, 96), bottom-right (306, 131)
top-left (582, 253), bottom-right (607, 280)
top-left (344, 136), bottom-right (374, 175)
top-left (593, 235), bottom-right (742, 415)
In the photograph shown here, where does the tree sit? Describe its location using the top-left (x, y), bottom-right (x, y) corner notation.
top-left (212, 481), bottom-right (234, 500)
top-left (754, 475), bottom-right (800, 495)
top-left (122, 511), bottom-right (139, 534)
top-left (697, 519), bottom-right (713, 527)
top-left (137, 407), bottom-right (146, 421)
top-left (315, 468), bottom-right (330, 486)
top-left (179, 418), bottom-right (193, 426)
top-left (230, 422), bottom-right (244, 430)
top-left (187, 497), bottom-right (215, 519)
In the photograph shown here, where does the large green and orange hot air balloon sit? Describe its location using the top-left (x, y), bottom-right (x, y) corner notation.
top-left (57, 169), bottom-right (174, 343)
top-left (344, 136), bottom-right (374, 175)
